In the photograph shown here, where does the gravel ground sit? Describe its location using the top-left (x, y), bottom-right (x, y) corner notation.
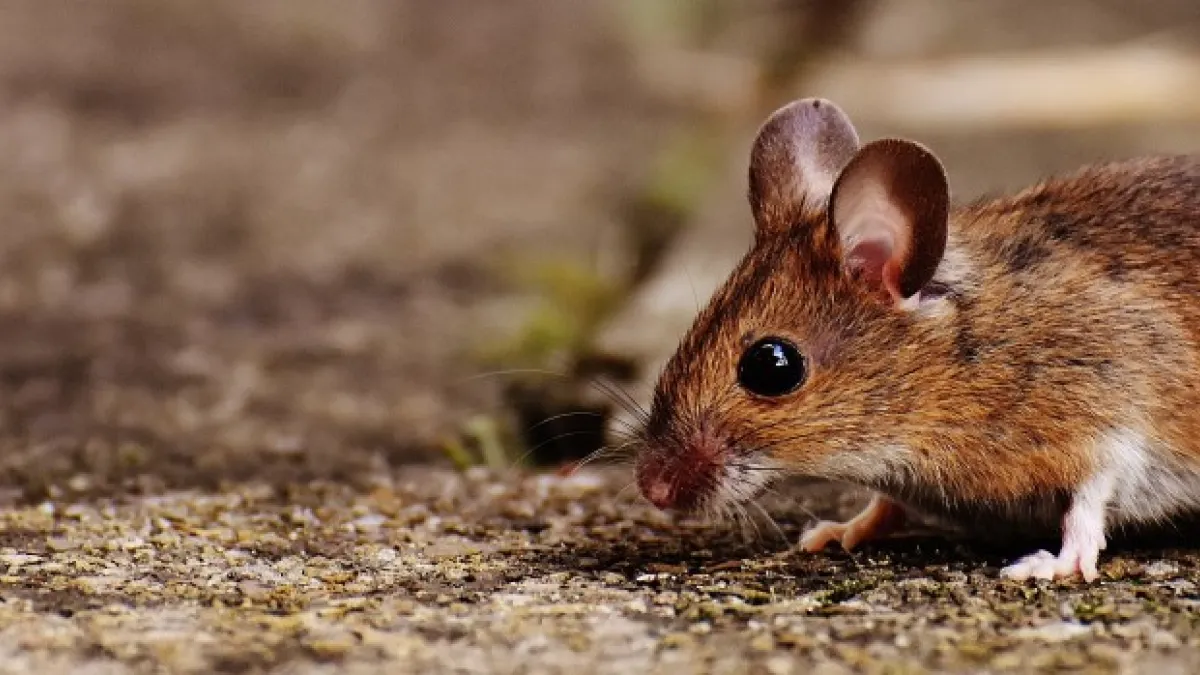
top-left (1, 468), bottom-right (1199, 674)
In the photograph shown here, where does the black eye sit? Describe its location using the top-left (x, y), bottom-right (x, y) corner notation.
top-left (737, 338), bottom-right (806, 397)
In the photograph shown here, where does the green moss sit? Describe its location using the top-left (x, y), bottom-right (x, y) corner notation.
top-left (819, 577), bottom-right (879, 604)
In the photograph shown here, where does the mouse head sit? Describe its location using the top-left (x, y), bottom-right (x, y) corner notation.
top-left (636, 98), bottom-right (950, 513)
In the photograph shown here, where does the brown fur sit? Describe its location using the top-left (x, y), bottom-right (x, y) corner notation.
top-left (637, 149), bottom-right (1200, 533)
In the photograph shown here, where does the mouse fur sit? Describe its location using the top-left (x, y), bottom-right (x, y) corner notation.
top-left (634, 97), bottom-right (1200, 581)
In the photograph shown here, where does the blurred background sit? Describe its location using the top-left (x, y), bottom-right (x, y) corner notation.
top-left (0, 0), bottom-right (1196, 502)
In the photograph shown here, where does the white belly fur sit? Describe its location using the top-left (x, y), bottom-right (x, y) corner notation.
top-left (1097, 427), bottom-right (1200, 527)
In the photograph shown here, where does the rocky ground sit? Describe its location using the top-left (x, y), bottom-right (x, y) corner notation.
top-left (0, 1), bottom-right (1199, 673)
top-left (4, 469), bottom-right (1200, 674)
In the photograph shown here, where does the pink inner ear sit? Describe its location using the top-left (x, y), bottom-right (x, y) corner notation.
top-left (830, 139), bottom-right (948, 303)
top-left (845, 238), bottom-right (892, 287)
top-left (834, 187), bottom-right (914, 300)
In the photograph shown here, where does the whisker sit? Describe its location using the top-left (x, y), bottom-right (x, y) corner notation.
top-left (526, 410), bottom-right (605, 433)
top-left (616, 480), bottom-right (641, 502)
top-left (684, 267), bottom-right (702, 315)
top-left (507, 430), bottom-right (611, 469)
top-left (721, 501), bottom-right (736, 532)
top-left (589, 381), bottom-right (645, 423)
top-left (455, 367), bottom-right (653, 431)
top-left (598, 423), bottom-right (643, 445)
top-left (567, 439), bottom-right (643, 475)
top-left (455, 367), bottom-right (567, 385)
top-left (762, 484), bottom-right (821, 523)
top-left (739, 504), bottom-right (759, 547)
top-left (590, 378), bottom-right (651, 425)
top-left (609, 419), bottom-right (646, 441)
top-left (566, 447), bottom-right (618, 474)
top-left (749, 501), bottom-right (789, 544)
top-left (739, 501), bottom-right (764, 548)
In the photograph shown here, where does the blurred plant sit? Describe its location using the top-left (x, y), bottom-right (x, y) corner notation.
top-left (439, 414), bottom-right (513, 471)
top-left (476, 256), bottom-right (625, 371)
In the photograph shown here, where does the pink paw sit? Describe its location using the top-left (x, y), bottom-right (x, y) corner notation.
top-left (797, 494), bottom-right (906, 553)
top-left (798, 521), bottom-right (848, 552)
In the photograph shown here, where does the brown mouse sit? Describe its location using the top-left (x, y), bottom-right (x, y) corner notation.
top-left (633, 97), bottom-right (1200, 581)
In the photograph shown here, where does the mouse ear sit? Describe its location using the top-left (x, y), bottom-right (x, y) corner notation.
top-left (748, 98), bottom-right (860, 236)
top-left (828, 138), bottom-right (949, 305)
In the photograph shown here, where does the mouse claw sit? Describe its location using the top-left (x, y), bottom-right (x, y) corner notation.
top-left (1000, 547), bottom-right (1102, 582)
top-left (1000, 531), bottom-right (1106, 582)
top-left (797, 493), bottom-right (906, 553)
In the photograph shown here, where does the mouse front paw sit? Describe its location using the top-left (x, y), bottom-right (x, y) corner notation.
top-left (798, 520), bottom-right (850, 552)
top-left (1000, 473), bottom-right (1110, 582)
top-left (1000, 533), bottom-right (1106, 582)
top-left (797, 493), bottom-right (905, 553)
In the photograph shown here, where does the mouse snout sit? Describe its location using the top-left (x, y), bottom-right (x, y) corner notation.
top-left (636, 450), bottom-right (720, 512)
top-left (637, 459), bottom-right (691, 510)
top-left (641, 474), bottom-right (676, 510)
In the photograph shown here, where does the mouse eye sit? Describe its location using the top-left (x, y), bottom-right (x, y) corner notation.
top-left (737, 338), bottom-right (806, 397)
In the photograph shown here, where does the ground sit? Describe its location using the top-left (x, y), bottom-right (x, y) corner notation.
top-left (3, 471), bottom-right (1200, 673)
top-left (0, 1), bottom-right (1199, 673)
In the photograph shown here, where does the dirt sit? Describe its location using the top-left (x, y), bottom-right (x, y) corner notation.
top-left (2, 470), bottom-right (1200, 674)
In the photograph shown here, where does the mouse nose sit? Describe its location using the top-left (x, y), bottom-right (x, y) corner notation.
top-left (638, 430), bottom-right (728, 512)
top-left (643, 478), bottom-right (675, 510)
top-left (637, 457), bottom-right (680, 510)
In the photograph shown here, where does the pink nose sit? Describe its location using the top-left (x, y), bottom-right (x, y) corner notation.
top-left (638, 453), bottom-right (715, 512)
top-left (643, 479), bottom-right (675, 510)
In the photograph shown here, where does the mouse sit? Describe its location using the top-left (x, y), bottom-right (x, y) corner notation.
top-left (633, 97), bottom-right (1200, 582)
